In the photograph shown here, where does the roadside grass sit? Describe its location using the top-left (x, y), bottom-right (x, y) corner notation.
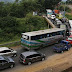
top-left (0, 36), bottom-right (21, 47)
top-left (1, 41), bottom-right (21, 47)
top-left (0, 36), bottom-right (21, 44)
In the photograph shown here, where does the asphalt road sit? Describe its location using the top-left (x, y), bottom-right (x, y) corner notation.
top-left (1, 45), bottom-right (56, 72)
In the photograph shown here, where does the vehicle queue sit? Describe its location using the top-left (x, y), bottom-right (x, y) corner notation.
top-left (0, 9), bottom-right (72, 70)
top-left (0, 27), bottom-right (71, 70)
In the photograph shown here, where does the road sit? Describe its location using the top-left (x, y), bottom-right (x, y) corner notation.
top-left (1, 45), bottom-right (55, 72)
top-left (1, 45), bottom-right (72, 72)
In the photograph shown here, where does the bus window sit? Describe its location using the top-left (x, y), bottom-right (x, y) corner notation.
top-left (42, 34), bottom-right (47, 38)
top-left (31, 36), bottom-right (35, 40)
top-left (40, 35), bottom-right (42, 39)
top-left (52, 32), bottom-right (56, 36)
top-left (56, 31), bottom-right (60, 35)
top-left (59, 31), bottom-right (62, 35)
top-left (47, 34), bottom-right (50, 37)
top-left (62, 30), bottom-right (65, 36)
top-left (36, 35), bottom-right (40, 39)
top-left (49, 33), bottom-right (52, 37)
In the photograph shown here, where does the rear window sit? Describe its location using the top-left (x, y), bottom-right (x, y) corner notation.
top-left (0, 60), bottom-right (3, 63)
top-left (26, 54), bottom-right (41, 58)
top-left (26, 54), bottom-right (36, 58)
top-left (26, 55), bottom-right (33, 58)
top-left (55, 43), bottom-right (64, 48)
top-left (20, 54), bottom-right (25, 58)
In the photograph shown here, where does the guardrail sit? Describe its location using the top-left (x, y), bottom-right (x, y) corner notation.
top-left (0, 41), bottom-right (21, 47)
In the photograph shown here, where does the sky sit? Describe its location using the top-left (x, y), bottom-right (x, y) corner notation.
top-left (0, 0), bottom-right (15, 2)
top-left (62, 0), bottom-right (67, 2)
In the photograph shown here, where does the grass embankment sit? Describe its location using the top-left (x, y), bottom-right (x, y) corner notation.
top-left (0, 15), bottom-right (48, 47)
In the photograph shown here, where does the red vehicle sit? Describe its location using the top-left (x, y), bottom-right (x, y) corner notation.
top-left (66, 35), bottom-right (72, 45)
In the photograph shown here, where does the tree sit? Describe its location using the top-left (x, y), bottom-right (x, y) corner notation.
top-left (66, 0), bottom-right (72, 4)
top-left (44, 0), bottom-right (61, 10)
top-left (15, 0), bottom-right (19, 3)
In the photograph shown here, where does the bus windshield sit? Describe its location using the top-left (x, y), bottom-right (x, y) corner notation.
top-left (22, 34), bottom-right (29, 40)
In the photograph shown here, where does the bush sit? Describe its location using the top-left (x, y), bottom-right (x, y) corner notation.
top-left (0, 13), bottom-right (48, 43)
top-left (0, 16), bottom-right (20, 43)
top-left (23, 13), bottom-right (48, 32)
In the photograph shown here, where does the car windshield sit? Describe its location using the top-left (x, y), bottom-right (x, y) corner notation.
top-left (68, 37), bottom-right (72, 40)
top-left (55, 43), bottom-right (64, 48)
top-left (9, 48), bottom-right (14, 52)
top-left (3, 56), bottom-right (9, 61)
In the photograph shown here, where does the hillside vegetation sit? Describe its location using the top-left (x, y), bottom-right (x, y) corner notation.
top-left (0, 0), bottom-right (61, 43)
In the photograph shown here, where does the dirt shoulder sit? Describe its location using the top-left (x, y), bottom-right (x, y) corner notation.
top-left (8, 47), bottom-right (72, 72)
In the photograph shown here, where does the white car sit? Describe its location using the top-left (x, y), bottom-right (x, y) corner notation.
top-left (51, 15), bottom-right (56, 19)
top-left (55, 18), bottom-right (62, 25)
top-left (0, 47), bottom-right (17, 57)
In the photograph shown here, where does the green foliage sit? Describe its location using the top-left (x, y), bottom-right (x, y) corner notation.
top-left (0, 16), bottom-right (20, 42)
top-left (0, 0), bottom-right (61, 44)
top-left (65, 14), bottom-right (72, 20)
top-left (24, 13), bottom-right (48, 31)
top-left (0, 13), bottom-right (47, 43)
top-left (0, 0), bottom-right (61, 18)
top-left (58, 5), bottom-right (71, 13)
top-left (44, 0), bottom-right (61, 10)
top-left (17, 13), bottom-right (48, 32)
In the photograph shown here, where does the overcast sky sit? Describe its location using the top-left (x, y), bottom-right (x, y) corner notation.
top-left (0, 0), bottom-right (15, 2)
top-left (62, 0), bottom-right (67, 2)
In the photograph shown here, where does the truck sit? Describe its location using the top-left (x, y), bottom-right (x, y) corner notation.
top-left (53, 40), bottom-right (71, 53)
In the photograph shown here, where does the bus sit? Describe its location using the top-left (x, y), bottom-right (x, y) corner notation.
top-left (21, 28), bottom-right (65, 50)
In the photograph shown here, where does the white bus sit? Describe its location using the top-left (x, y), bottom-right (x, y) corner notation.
top-left (21, 28), bottom-right (65, 50)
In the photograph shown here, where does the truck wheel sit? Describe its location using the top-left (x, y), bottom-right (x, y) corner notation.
top-left (13, 53), bottom-right (17, 57)
top-left (67, 48), bottom-right (70, 51)
top-left (10, 64), bottom-right (14, 68)
top-left (61, 51), bottom-right (63, 53)
top-left (41, 57), bottom-right (45, 61)
top-left (28, 62), bottom-right (31, 65)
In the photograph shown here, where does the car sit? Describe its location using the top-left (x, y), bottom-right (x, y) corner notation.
top-left (51, 14), bottom-right (56, 20)
top-left (19, 51), bottom-right (46, 65)
top-left (53, 40), bottom-right (71, 53)
top-left (0, 56), bottom-right (15, 70)
top-left (0, 47), bottom-right (17, 57)
top-left (55, 18), bottom-right (62, 25)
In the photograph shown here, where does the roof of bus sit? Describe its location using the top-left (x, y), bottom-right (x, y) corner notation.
top-left (22, 28), bottom-right (65, 36)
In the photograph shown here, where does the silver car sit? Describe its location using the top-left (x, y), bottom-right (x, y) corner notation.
top-left (0, 47), bottom-right (17, 57)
